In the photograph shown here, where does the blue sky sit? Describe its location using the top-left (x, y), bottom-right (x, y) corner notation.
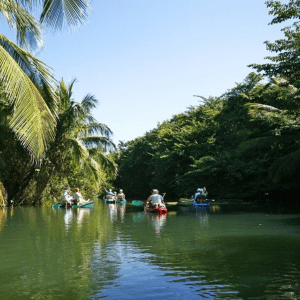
top-left (2, 0), bottom-right (289, 144)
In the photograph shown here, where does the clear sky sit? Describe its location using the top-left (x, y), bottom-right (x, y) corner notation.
top-left (2, 0), bottom-right (289, 145)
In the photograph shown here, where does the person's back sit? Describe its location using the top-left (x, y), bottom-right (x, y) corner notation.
top-left (63, 189), bottom-right (72, 204)
top-left (150, 193), bottom-right (163, 205)
top-left (117, 189), bottom-right (125, 200)
top-left (74, 188), bottom-right (87, 204)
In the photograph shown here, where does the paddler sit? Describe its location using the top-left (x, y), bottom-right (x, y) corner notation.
top-left (74, 188), bottom-right (89, 205)
top-left (147, 189), bottom-right (165, 208)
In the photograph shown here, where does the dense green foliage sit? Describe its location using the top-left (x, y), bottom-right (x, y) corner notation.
top-left (2, 1), bottom-right (300, 206)
top-left (0, 1), bottom-right (117, 206)
top-left (0, 80), bottom-right (117, 205)
top-left (116, 1), bottom-right (300, 205)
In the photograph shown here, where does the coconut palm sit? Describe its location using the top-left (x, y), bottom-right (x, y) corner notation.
top-left (53, 78), bottom-right (117, 185)
top-left (27, 79), bottom-right (117, 203)
top-left (0, 0), bottom-right (91, 160)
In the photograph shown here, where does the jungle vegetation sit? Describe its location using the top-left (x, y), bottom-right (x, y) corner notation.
top-left (1, 1), bottom-right (300, 207)
top-left (0, 1), bottom-right (117, 206)
top-left (116, 1), bottom-right (300, 206)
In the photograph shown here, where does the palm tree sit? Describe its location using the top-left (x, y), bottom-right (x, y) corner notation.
top-left (54, 79), bottom-right (117, 185)
top-left (0, 0), bottom-right (91, 160)
top-left (26, 79), bottom-right (117, 204)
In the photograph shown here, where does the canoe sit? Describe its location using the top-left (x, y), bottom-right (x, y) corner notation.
top-left (144, 205), bottom-right (168, 214)
top-left (192, 200), bottom-right (210, 209)
top-left (72, 200), bottom-right (93, 209)
top-left (52, 203), bottom-right (66, 209)
top-left (104, 198), bottom-right (116, 204)
top-left (52, 200), bottom-right (93, 209)
top-left (117, 199), bottom-right (127, 204)
top-left (177, 199), bottom-right (193, 206)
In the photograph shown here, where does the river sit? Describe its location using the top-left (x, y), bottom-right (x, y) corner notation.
top-left (0, 201), bottom-right (299, 299)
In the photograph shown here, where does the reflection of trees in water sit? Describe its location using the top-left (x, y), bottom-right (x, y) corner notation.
top-left (0, 204), bottom-right (116, 299)
top-left (119, 210), bottom-right (300, 299)
top-left (0, 208), bottom-right (7, 232)
top-left (89, 241), bottom-right (122, 296)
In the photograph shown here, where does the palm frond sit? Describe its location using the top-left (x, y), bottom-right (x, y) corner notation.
top-left (238, 136), bottom-right (281, 152)
top-left (0, 34), bottom-right (57, 102)
top-left (0, 0), bottom-right (44, 51)
top-left (245, 103), bottom-right (281, 112)
top-left (89, 149), bottom-right (117, 176)
top-left (40, 0), bottom-right (91, 31)
top-left (82, 136), bottom-right (117, 152)
top-left (81, 93), bottom-right (97, 114)
top-left (82, 122), bottom-right (113, 138)
top-left (0, 42), bottom-right (56, 160)
top-left (68, 138), bottom-right (102, 187)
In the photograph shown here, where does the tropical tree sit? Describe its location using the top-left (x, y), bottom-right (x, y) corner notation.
top-left (18, 79), bottom-right (117, 205)
top-left (0, 0), bottom-right (91, 160)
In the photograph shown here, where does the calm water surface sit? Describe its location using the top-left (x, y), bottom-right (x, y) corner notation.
top-left (0, 201), bottom-right (299, 299)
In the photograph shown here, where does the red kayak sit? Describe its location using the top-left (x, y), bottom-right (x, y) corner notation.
top-left (145, 199), bottom-right (168, 214)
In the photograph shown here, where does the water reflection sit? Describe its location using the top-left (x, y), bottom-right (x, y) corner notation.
top-left (0, 202), bottom-right (300, 299)
top-left (210, 204), bottom-right (221, 213)
top-left (63, 208), bottom-right (73, 230)
top-left (107, 203), bottom-right (126, 223)
top-left (195, 210), bottom-right (209, 227)
top-left (146, 212), bottom-right (167, 236)
top-left (76, 208), bottom-right (91, 228)
top-left (0, 207), bottom-right (7, 232)
top-left (132, 211), bottom-right (146, 223)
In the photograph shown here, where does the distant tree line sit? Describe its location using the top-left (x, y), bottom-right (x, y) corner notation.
top-left (116, 1), bottom-right (300, 206)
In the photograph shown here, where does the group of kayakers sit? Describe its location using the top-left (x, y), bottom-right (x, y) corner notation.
top-left (62, 186), bottom-right (207, 208)
top-left (62, 187), bottom-right (89, 206)
top-left (105, 189), bottom-right (126, 201)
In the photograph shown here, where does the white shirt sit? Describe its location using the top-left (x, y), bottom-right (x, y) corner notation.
top-left (63, 190), bottom-right (72, 203)
top-left (74, 191), bottom-right (84, 203)
top-left (150, 194), bottom-right (163, 205)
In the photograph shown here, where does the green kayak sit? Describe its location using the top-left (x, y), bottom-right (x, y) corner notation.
top-left (52, 200), bottom-right (93, 209)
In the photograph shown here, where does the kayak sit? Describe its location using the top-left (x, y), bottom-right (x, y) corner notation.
top-left (104, 198), bottom-right (117, 204)
top-left (192, 200), bottom-right (210, 209)
top-left (144, 205), bottom-right (168, 214)
top-left (52, 203), bottom-right (67, 209)
top-left (177, 199), bottom-right (193, 206)
top-left (52, 200), bottom-right (93, 209)
top-left (72, 200), bottom-right (93, 209)
top-left (117, 199), bottom-right (127, 204)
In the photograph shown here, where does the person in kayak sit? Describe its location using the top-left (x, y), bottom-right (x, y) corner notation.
top-left (147, 189), bottom-right (166, 208)
top-left (105, 189), bottom-right (114, 199)
top-left (74, 188), bottom-right (89, 205)
top-left (62, 186), bottom-right (73, 206)
top-left (117, 189), bottom-right (126, 200)
top-left (192, 188), bottom-right (203, 199)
